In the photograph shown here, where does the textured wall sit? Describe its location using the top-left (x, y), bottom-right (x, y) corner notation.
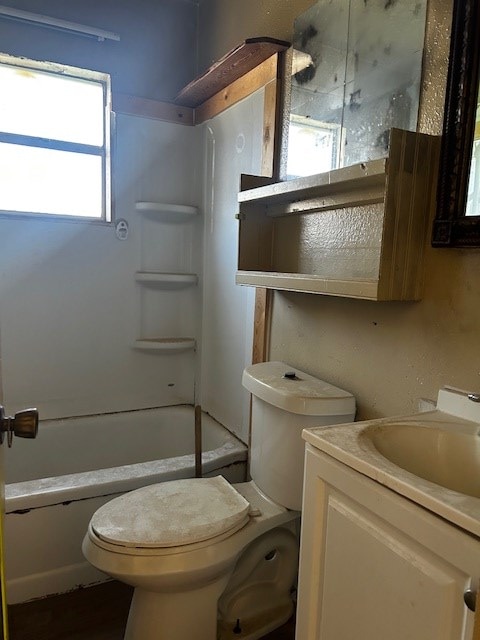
top-left (268, 1), bottom-right (480, 420)
top-left (198, 0), bottom-right (480, 420)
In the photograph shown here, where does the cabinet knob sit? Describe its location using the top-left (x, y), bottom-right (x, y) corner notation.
top-left (464, 589), bottom-right (477, 612)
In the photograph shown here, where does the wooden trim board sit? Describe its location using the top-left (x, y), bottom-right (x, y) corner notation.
top-left (252, 287), bottom-right (272, 364)
top-left (250, 51), bottom-right (286, 367)
top-left (195, 54), bottom-right (278, 125)
top-left (175, 37), bottom-right (289, 108)
top-left (238, 159), bottom-right (387, 205)
top-left (113, 93), bottom-right (194, 125)
top-left (239, 272), bottom-right (379, 300)
top-left (113, 53), bottom-right (280, 127)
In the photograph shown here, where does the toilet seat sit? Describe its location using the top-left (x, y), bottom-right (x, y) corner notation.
top-left (91, 476), bottom-right (250, 549)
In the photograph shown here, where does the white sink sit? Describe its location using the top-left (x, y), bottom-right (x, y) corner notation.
top-left (367, 423), bottom-right (480, 498)
top-left (302, 386), bottom-right (480, 537)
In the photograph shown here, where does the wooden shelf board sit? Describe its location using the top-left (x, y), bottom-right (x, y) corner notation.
top-left (239, 159), bottom-right (387, 207)
top-left (236, 271), bottom-right (379, 300)
top-left (113, 93), bottom-right (193, 126)
top-left (133, 338), bottom-right (196, 352)
top-left (264, 189), bottom-right (385, 218)
top-left (175, 37), bottom-right (290, 108)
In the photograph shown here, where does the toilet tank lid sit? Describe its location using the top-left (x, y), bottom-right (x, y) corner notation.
top-left (242, 361), bottom-right (355, 416)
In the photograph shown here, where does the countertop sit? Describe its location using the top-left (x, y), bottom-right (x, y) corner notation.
top-left (302, 409), bottom-right (480, 538)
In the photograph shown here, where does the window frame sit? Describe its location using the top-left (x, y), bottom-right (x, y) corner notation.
top-left (0, 52), bottom-right (112, 224)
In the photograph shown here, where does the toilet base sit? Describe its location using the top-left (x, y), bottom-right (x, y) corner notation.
top-left (218, 601), bottom-right (294, 640)
top-left (82, 481), bottom-right (300, 640)
top-left (124, 574), bottom-right (232, 640)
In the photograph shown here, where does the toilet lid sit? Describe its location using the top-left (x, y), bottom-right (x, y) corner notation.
top-left (91, 476), bottom-right (250, 548)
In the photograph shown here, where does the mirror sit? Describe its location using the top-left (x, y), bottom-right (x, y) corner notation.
top-left (432, 0), bottom-right (480, 246)
top-left (284, 0), bottom-right (428, 180)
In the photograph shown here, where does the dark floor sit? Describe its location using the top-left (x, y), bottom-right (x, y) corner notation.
top-left (8, 581), bottom-right (295, 640)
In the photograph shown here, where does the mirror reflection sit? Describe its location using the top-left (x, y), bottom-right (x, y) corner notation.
top-left (466, 80), bottom-right (480, 216)
top-left (287, 0), bottom-right (427, 179)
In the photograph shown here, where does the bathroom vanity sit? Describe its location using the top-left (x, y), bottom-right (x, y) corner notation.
top-left (296, 390), bottom-right (480, 640)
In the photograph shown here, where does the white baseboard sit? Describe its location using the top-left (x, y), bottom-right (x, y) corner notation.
top-left (7, 561), bottom-right (110, 605)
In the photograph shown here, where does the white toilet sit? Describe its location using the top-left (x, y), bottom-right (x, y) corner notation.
top-left (82, 361), bottom-right (355, 640)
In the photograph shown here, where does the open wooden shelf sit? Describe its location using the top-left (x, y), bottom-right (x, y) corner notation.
top-left (238, 159), bottom-right (387, 215)
top-left (236, 129), bottom-right (441, 301)
top-left (175, 37), bottom-right (289, 108)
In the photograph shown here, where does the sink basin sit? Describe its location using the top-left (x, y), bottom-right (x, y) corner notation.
top-left (303, 388), bottom-right (480, 536)
top-left (368, 423), bottom-right (480, 498)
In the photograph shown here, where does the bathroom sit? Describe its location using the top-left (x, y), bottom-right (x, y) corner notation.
top-left (0, 0), bottom-right (480, 637)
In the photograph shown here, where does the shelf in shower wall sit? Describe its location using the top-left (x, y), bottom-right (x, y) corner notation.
top-left (134, 201), bottom-right (199, 355)
top-left (133, 338), bottom-right (196, 352)
top-left (135, 272), bottom-right (198, 287)
top-left (135, 202), bottom-right (198, 217)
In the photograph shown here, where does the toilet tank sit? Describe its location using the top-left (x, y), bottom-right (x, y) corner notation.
top-left (243, 361), bottom-right (355, 511)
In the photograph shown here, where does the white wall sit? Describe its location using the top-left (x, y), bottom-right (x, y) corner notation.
top-left (0, 0), bottom-right (268, 431)
top-left (0, 114), bottom-right (202, 419)
top-left (0, 84), bottom-right (266, 433)
top-left (200, 92), bottom-right (265, 443)
top-left (0, 0), bottom-right (202, 420)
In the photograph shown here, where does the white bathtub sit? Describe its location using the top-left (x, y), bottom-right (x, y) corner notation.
top-left (4, 405), bottom-right (248, 604)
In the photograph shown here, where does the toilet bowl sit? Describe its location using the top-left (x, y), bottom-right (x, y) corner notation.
top-left (82, 478), bottom-right (299, 640)
top-left (83, 362), bottom-right (355, 640)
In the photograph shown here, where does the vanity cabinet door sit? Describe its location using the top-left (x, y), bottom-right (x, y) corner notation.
top-left (296, 448), bottom-right (479, 640)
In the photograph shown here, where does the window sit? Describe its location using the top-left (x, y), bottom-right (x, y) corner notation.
top-left (0, 54), bottom-right (111, 221)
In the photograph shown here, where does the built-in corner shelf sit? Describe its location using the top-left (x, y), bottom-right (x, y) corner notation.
top-left (236, 129), bottom-right (441, 302)
top-left (135, 202), bottom-right (198, 217)
top-left (134, 201), bottom-right (199, 355)
top-left (133, 338), bottom-right (196, 352)
top-left (135, 272), bottom-right (198, 287)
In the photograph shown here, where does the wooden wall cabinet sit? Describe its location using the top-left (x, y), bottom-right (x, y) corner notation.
top-left (236, 129), bottom-right (440, 301)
